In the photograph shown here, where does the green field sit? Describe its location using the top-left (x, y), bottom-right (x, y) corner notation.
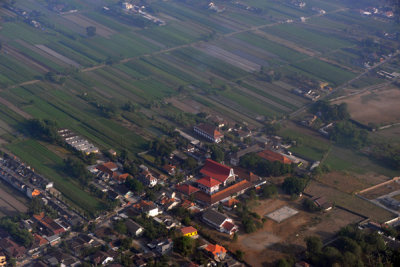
top-left (7, 140), bottom-right (103, 216)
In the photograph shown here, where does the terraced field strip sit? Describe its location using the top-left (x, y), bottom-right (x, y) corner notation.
top-left (35, 44), bottom-right (81, 67)
top-left (245, 79), bottom-right (309, 107)
top-left (63, 13), bottom-right (115, 38)
top-left (194, 94), bottom-right (263, 127)
top-left (3, 44), bottom-right (49, 73)
top-left (193, 43), bottom-right (260, 72)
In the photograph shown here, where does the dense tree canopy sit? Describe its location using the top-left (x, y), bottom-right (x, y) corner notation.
top-left (240, 153), bottom-right (294, 177)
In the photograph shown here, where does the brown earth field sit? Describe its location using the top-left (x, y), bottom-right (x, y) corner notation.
top-left (305, 180), bottom-right (395, 222)
top-left (333, 87), bottom-right (400, 126)
top-left (359, 180), bottom-right (400, 200)
top-left (316, 171), bottom-right (389, 194)
top-left (205, 196), bottom-right (364, 266)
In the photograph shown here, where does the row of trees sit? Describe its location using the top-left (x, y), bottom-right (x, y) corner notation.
top-left (63, 157), bottom-right (93, 186)
top-left (305, 225), bottom-right (400, 266)
top-left (0, 217), bottom-right (33, 247)
top-left (310, 100), bottom-right (350, 123)
top-left (240, 153), bottom-right (294, 177)
top-left (330, 121), bottom-right (369, 149)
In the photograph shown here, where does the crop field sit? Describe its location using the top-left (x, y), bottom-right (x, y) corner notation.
top-left (291, 58), bottom-right (357, 86)
top-left (333, 87), bottom-right (400, 127)
top-left (7, 139), bottom-right (103, 215)
top-left (263, 23), bottom-right (357, 54)
top-left (279, 122), bottom-right (331, 161)
top-left (0, 0), bottom-right (397, 217)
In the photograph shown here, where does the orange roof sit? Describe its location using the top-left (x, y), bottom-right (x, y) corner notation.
top-left (32, 189), bottom-right (41, 197)
top-left (34, 234), bottom-right (49, 246)
top-left (197, 176), bottom-right (221, 188)
top-left (205, 244), bottom-right (227, 256)
top-left (257, 150), bottom-right (292, 164)
top-left (114, 173), bottom-right (129, 182)
top-left (223, 198), bottom-right (239, 207)
top-left (180, 226), bottom-right (197, 235)
top-left (200, 159), bottom-right (233, 183)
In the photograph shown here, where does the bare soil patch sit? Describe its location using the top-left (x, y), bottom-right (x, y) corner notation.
top-left (333, 87), bottom-right (400, 126)
top-left (215, 196), bottom-right (363, 266)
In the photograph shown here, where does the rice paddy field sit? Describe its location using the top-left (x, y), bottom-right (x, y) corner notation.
top-left (0, 0), bottom-right (397, 213)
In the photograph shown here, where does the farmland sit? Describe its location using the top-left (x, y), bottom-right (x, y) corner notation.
top-left (0, 0), bottom-right (398, 220)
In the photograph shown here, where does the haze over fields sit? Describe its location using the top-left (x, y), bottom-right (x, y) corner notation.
top-left (0, 0), bottom-right (399, 266)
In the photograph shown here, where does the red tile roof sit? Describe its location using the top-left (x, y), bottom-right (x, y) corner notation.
top-left (34, 234), bottom-right (49, 247)
top-left (195, 180), bottom-right (252, 205)
top-left (180, 226), bottom-right (197, 235)
top-left (222, 221), bottom-right (237, 233)
top-left (233, 167), bottom-right (259, 182)
top-left (200, 159), bottom-right (233, 183)
top-left (176, 184), bottom-right (200, 195)
top-left (103, 162), bottom-right (118, 170)
top-left (196, 176), bottom-right (221, 188)
top-left (257, 150), bottom-right (292, 164)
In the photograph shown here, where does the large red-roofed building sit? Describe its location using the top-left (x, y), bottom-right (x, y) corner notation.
top-left (200, 159), bottom-right (235, 186)
top-left (196, 176), bottom-right (221, 195)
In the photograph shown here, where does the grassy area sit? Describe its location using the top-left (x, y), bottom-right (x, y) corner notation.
top-left (291, 58), bottom-right (357, 86)
top-left (7, 139), bottom-right (103, 216)
top-left (279, 125), bottom-right (331, 161)
top-left (323, 146), bottom-right (399, 177)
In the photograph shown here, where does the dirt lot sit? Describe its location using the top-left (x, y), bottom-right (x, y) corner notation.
top-left (316, 171), bottom-right (389, 194)
top-left (305, 180), bottom-right (395, 222)
top-left (360, 180), bottom-right (400, 200)
top-left (333, 87), bottom-right (400, 126)
top-left (210, 196), bottom-right (364, 266)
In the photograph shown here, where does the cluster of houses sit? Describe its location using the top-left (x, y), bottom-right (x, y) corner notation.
top-left (358, 6), bottom-right (394, 18)
top-left (120, 2), bottom-right (166, 25)
top-left (5, 5), bottom-right (43, 29)
top-left (58, 129), bottom-right (99, 155)
top-left (0, 153), bottom-right (52, 199)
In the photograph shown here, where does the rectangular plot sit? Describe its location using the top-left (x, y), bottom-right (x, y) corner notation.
top-left (266, 206), bottom-right (299, 223)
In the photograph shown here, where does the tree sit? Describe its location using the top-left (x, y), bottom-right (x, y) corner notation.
top-left (210, 144), bottom-right (224, 162)
top-left (173, 236), bottom-right (194, 257)
top-left (282, 176), bottom-right (307, 195)
top-left (261, 184), bottom-right (277, 199)
top-left (125, 177), bottom-right (144, 193)
top-left (305, 236), bottom-right (323, 255)
top-left (113, 220), bottom-right (127, 235)
top-left (235, 250), bottom-right (244, 261)
top-left (86, 26), bottom-right (96, 37)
